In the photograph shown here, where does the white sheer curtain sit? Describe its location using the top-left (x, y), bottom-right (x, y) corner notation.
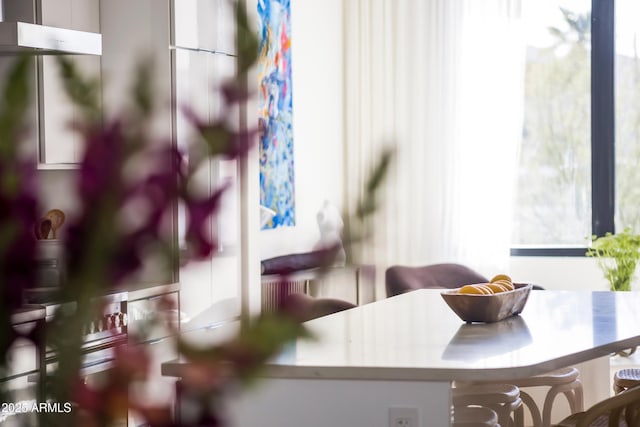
top-left (344, 0), bottom-right (525, 298)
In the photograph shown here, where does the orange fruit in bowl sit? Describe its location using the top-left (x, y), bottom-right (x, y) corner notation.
top-left (489, 274), bottom-right (515, 291)
top-left (458, 285), bottom-right (482, 295)
top-left (476, 284), bottom-right (496, 294)
top-left (493, 279), bottom-right (515, 291)
top-left (486, 282), bottom-right (509, 293)
top-left (490, 274), bottom-right (512, 284)
top-left (459, 284), bottom-right (493, 295)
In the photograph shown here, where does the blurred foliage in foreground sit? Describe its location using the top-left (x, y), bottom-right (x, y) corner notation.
top-left (0, 3), bottom-right (391, 426)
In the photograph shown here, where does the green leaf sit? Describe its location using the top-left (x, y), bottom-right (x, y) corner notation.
top-left (55, 56), bottom-right (102, 123)
top-left (0, 55), bottom-right (32, 157)
top-left (587, 228), bottom-right (640, 290)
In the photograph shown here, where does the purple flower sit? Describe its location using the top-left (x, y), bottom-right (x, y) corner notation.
top-left (0, 158), bottom-right (38, 310)
top-left (183, 185), bottom-right (228, 259)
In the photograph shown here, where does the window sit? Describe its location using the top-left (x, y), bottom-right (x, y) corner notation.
top-left (512, 0), bottom-right (637, 255)
top-left (513, 0), bottom-right (592, 248)
top-left (614, 0), bottom-right (640, 232)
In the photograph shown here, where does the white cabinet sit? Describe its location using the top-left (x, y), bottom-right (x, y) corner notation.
top-left (173, 0), bottom-right (242, 325)
top-left (96, 0), bottom-right (247, 324)
top-left (40, 0), bottom-right (100, 31)
top-left (128, 291), bottom-right (179, 427)
top-left (38, 0), bottom-right (102, 166)
top-left (174, 47), bottom-right (239, 253)
top-left (174, 0), bottom-right (236, 54)
top-left (98, 1), bottom-right (175, 284)
top-left (39, 54), bottom-right (101, 165)
top-left (174, 49), bottom-right (237, 146)
top-left (99, 0), bottom-right (172, 135)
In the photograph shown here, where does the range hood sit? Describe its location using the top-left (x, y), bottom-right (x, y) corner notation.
top-left (0, 0), bottom-right (101, 55)
top-left (0, 21), bottom-right (101, 55)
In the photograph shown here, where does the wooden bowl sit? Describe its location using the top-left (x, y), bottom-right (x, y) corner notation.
top-left (440, 283), bottom-right (532, 323)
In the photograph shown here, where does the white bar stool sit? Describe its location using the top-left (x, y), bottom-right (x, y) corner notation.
top-left (509, 367), bottom-right (583, 427)
top-left (613, 368), bottom-right (640, 394)
top-left (460, 367), bottom-right (583, 427)
top-left (453, 383), bottom-right (524, 427)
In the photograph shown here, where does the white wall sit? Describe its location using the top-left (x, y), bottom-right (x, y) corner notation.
top-left (259, 0), bottom-right (346, 260)
top-left (510, 255), bottom-right (640, 292)
top-left (36, 170), bottom-right (80, 223)
top-left (510, 256), bottom-right (610, 291)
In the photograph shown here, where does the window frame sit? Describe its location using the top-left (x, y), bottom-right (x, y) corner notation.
top-left (511, 0), bottom-right (615, 257)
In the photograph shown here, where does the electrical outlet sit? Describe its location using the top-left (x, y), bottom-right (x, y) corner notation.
top-left (388, 407), bottom-right (419, 427)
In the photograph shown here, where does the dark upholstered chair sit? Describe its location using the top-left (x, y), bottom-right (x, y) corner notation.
top-left (386, 263), bottom-right (545, 297)
top-left (386, 263), bottom-right (488, 297)
top-left (282, 293), bottom-right (356, 322)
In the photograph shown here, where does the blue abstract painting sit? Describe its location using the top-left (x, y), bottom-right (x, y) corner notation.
top-left (258, 0), bottom-right (295, 229)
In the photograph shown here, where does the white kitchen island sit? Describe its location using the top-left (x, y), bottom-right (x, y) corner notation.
top-left (163, 289), bottom-right (640, 426)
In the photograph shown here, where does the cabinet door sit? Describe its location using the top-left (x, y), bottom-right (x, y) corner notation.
top-left (128, 291), bottom-right (180, 342)
top-left (39, 55), bottom-right (101, 165)
top-left (100, 0), bottom-right (172, 135)
top-left (0, 57), bottom-right (39, 159)
top-left (174, 48), bottom-right (237, 174)
top-left (175, 49), bottom-right (242, 326)
top-left (127, 292), bottom-right (180, 426)
top-left (38, 0), bottom-right (101, 166)
top-left (40, 0), bottom-right (100, 31)
top-left (127, 338), bottom-right (178, 427)
top-left (174, 0), bottom-right (236, 55)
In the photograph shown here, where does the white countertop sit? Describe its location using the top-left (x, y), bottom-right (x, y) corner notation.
top-left (258, 289), bottom-right (640, 382)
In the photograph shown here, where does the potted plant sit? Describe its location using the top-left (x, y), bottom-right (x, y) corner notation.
top-left (586, 228), bottom-right (640, 291)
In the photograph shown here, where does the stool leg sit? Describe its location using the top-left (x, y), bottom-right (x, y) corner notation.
top-left (562, 390), bottom-right (577, 414)
top-left (542, 388), bottom-right (556, 427)
top-left (518, 390), bottom-right (542, 427)
top-left (486, 399), bottom-right (523, 427)
top-left (513, 404), bottom-right (525, 427)
top-left (569, 380), bottom-right (583, 412)
top-left (542, 381), bottom-right (582, 427)
top-left (485, 404), bottom-right (509, 427)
